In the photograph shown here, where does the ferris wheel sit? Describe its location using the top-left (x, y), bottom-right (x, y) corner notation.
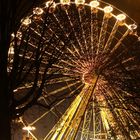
top-left (10, 0), bottom-right (140, 140)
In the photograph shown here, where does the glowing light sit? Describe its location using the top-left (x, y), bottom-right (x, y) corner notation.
top-left (22, 17), bottom-right (31, 26)
top-left (60, 0), bottom-right (70, 5)
top-left (46, 2), bottom-right (56, 13)
top-left (13, 89), bottom-right (18, 92)
top-left (75, 0), bottom-right (85, 5)
top-left (82, 72), bottom-right (97, 85)
top-left (16, 31), bottom-right (22, 39)
top-left (8, 47), bottom-right (14, 55)
top-left (46, 1), bottom-right (53, 7)
top-left (116, 14), bottom-right (126, 21)
top-left (104, 6), bottom-right (113, 13)
top-left (90, 1), bottom-right (100, 8)
top-left (11, 33), bottom-right (15, 38)
top-left (33, 7), bottom-right (43, 15)
top-left (128, 24), bottom-right (137, 30)
top-left (23, 126), bottom-right (36, 131)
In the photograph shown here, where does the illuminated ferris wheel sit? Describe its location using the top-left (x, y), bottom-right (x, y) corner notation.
top-left (10, 0), bottom-right (140, 139)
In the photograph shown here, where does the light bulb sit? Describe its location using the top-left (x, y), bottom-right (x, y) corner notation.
top-left (104, 6), bottom-right (113, 13)
top-left (23, 126), bottom-right (36, 131)
top-left (22, 17), bottom-right (31, 26)
top-left (129, 24), bottom-right (137, 30)
top-left (60, 0), bottom-right (70, 5)
top-left (116, 14), bottom-right (126, 21)
top-left (90, 1), bottom-right (100, 8)
top-left (75, 0), bottom-right (85, 5)
top-left (46, 1), bottom-right (53, 7)
top-left (33, 7), bottom-right (43, 15)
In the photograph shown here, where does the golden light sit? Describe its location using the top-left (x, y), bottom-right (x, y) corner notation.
top-left (16, 31), bottom-right (22, 39)
top-left (46, 1), bottom-right (56, 13)
top-left (116, 14), bottom-right (126, 21)
top-left (89, 0), bottom-right (100, 8)
top-left (11, 33), bottom-right (15, 38)
top-left (22, 17), bottom-right (31, 26)
top-left (46, 1), bottom-right (53, 7)
top-left (33, 7), bottom-right (44, 15)
top-left (75, 0), bottom-right (85, 5)
top-left (60, 0), bottom-right (70, 5)
top-left (8, 47), bottom-right (14, 55)
top-left (22, 126), bottom-right (36, 131)
top-left (104, 6), bottom-right (113, 13)
top-left (128, 24), bottom-right (137, 31)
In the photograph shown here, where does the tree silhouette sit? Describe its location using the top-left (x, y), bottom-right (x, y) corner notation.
top-left (0, 1), bottom-right (55, 139)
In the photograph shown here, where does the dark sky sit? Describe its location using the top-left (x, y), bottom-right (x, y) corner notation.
top-left (104, 0), bottom-right (140, 23)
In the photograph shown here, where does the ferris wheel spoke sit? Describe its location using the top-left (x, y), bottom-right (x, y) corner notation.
top-left (46, 80), bottom-right (81, 97)
top-left (29, 99), bottom-right (66, 126)
top-left (30, 27), bottom-right (47, 40)
top-left (77, 8), bottom-right (89, 56)
top-left (104, 21), bottom-right (119, 52)
top-left (111, 29), bottom-right (130, 53)
top-left (51, 66), bottom-right (82, 77)
top-left (97, 16), bottom-right (109, 54)
top-left (51, 13), bottom-right (84, 59)
top-left (64, 10), bottom-right (86, 57)
top-left (91, 12), bottom-right (99, 59)
top-left (63, 49), bottom-right (86, 68)
top-left (46, 77), bottom-right (77, 85)
top-left (52, 61), bottom-right (83, 76)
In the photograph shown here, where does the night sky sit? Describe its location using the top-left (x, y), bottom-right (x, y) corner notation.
top-left (104, 0), bottom-right (140, 23)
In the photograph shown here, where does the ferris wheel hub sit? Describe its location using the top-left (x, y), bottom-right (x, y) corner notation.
top-left (82, 70), bottom-right (98, 85)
